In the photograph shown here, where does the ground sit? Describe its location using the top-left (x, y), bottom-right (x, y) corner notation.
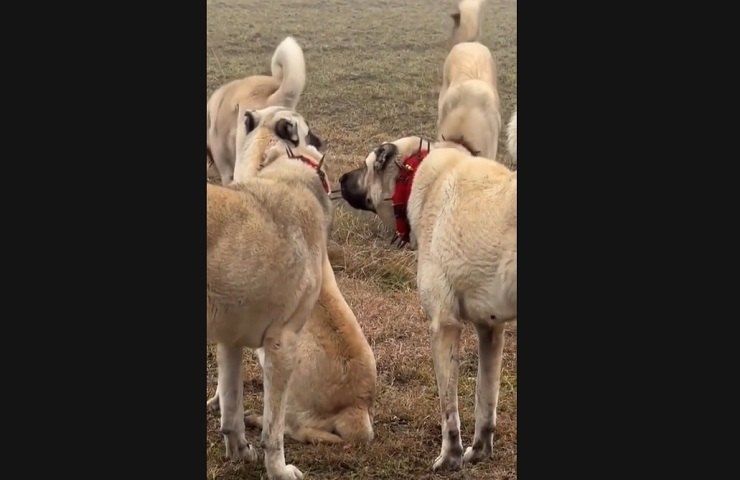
top-left (206, 0), bottom-right (517, 478)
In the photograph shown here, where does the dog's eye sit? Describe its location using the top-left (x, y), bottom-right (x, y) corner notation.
top-left (275, 119), bottom-right (299, 146)
top-left (244, 111), bottom-right (256, 134)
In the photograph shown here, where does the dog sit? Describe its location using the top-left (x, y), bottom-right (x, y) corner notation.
top-left (207, 106), bottom-right (332, 480)
top-left (437, 27), bottom-right (500, 161)
top-left (208, 105), bottom-right (377, 447)
top-left (339, 3), bottom-right (516, 471)
top-left (207, 36), bottom-right (321, 186)
top-left (243, 262), bottom-right (377, 445)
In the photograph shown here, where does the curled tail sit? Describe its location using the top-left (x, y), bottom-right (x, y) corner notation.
top-left (451, 0), bottom-right (486, 45)
top-left (506, 110), bottom-right (517, 164)
top-left (268, 36), bottom-right (306, 109)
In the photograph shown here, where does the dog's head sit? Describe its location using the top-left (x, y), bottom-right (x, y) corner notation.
top-left (233, 105), bottom-right (325, 183)
top-left (339, 136), bottom-right (431, 237)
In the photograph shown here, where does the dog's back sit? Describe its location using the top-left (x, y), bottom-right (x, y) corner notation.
top-left (409, 148), bottom-right (516, 323)
top-left (206, 166), bottom-right (329, 346)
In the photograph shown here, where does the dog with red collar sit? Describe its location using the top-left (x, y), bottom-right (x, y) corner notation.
top-left (338, 2), bottom-right (515, 471)
top-left (210, 106), bottom-right (378, 461)
top-left (340, 134), bottom-right (517, 472)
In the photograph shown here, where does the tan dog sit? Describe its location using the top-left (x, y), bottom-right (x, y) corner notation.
top-left (339, 3), bottom-right (516, 471)
top-left (207, 37), bottom-right (321, 185)
top-left (209, 105), bottom-right (377, 447)
top-left (408, 148), bottom-right (516, 471)
top-left (207, 107), bottom-right (333, 480)
top-left (437, 39), bottom-right (500, 160)
top-left (340, 140), bottom-right (517, 471)
top-left (244, 262), bottom-right (377, 444)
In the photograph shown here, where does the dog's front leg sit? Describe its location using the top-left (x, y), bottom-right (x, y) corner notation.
top-left (431, 315), bottom-right (464, 471)
top-left (464, 324), bottom-right (505, 465)
top-left (216, 343), bottom-right (258, 461)
top-left (261, 329), bottom-right (303, 480)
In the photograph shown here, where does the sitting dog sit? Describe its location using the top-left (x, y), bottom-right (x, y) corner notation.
top-left (339, 2), bottom-right (516, 471)
top-left (207, 107), bottom-right (332, 480)
top-left (208, 105), bottom-right (376, 446)
top-left (207, 36), bottom-right (321, 185)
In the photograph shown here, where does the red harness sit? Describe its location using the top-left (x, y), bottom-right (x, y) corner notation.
top-left (391, 138), bottom-right (431, 245)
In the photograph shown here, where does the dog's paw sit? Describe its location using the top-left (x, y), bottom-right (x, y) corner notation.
top-left (463, 445), bottom-right (492, 465)
top-left (432, 452), bottom-right (463, 471)
top-left (223, 434), bottom-right (258, 462)
top-left (267, 464), bottom-right (304, 480)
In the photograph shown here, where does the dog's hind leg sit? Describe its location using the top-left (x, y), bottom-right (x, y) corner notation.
top-left (246, 414), bottom-right (347, 445)
top-left (430, 309), bottom-right (464, 472)
top-left (216, 343), bottom-right (258, 462)
top-left (260, 328), bottom-right (304, 480)
top-left (334, 407), bottom-right (374, 444)
top-left (291, 427), bottom-right (343, 444)
top-left (464, 324), bottom-right (505, 465)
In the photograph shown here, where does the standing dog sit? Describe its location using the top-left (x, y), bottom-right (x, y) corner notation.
top-left (207, 107), bottom-right (332, 480)
top-left (339, 2), bottom-right (516, 471)
top-left (438, 9), bottom-right (500, 161)
top-left (208, 105), bottom-right (377, 447)
top-left (207, 36), bottom-right (317, 185)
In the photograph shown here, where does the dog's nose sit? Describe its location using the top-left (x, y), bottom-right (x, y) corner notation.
top-left (339, 173), bottom-right (348, 184)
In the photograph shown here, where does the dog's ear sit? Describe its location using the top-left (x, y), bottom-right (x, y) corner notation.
top-left (373, 143), bottom-right (398, 171)
top-left (244, 110), bottom-right (258, 135)
top-left (275, 118), bottom-right (299, 146)
top-left (450, 12), bottom-right (461, 26)
top-left (307, 130), bottom-right (324, 151)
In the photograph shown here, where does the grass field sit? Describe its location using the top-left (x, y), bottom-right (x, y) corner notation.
top-left (207, 1), bottom-right (517, 478)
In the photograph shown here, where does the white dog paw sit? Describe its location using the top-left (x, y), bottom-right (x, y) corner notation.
top-left (463, 445), bottom-right (492, 465)
top-left (267, 464), bottom-right (304, 480)
top-left (432, 452), bottom-right (463, 471)
top-left (223, 434), bottom-right (258, 462)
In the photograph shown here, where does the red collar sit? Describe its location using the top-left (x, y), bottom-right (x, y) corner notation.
top-left (391, 138), bottom-right (431, 246)
top-left (286, 148), bottom-right (331, 194)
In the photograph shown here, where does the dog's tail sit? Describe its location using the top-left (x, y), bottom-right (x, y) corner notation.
top-left (451, 0), bottom-right (486, 45)
top-left (268, 36), bottom-right (306, 109)
top-left (506, 110), bottom-right (517, 164)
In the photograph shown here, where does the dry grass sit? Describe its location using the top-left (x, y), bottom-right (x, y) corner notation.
top-left (207, 0), bottom-right (517, 478)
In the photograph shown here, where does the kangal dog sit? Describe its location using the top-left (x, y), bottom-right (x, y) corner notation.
top-left (207, 37), bottom-right (322, 185)
top-left (339, 2), bottom-right (516, 471)
top-left (208, 106), bottom-right (376, 456)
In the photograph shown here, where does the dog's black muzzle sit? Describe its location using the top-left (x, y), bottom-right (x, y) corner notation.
top-left (339, 168), bottom-right (375, 212)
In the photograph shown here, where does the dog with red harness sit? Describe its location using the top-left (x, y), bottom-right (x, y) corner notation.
top-left (338, 1), bottom-right (516, 472)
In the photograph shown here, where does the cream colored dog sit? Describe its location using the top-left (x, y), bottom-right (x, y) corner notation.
top-left (208, 105), bottom-right (377, 448)
top-left (437, 28), bottom-right (500, 160)
top-left (339, 2), bottom-right (516, 471)
top-left (207, 107), bottom-right (333, 480)
top-left (207, 37), bottom-right (322, 185)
